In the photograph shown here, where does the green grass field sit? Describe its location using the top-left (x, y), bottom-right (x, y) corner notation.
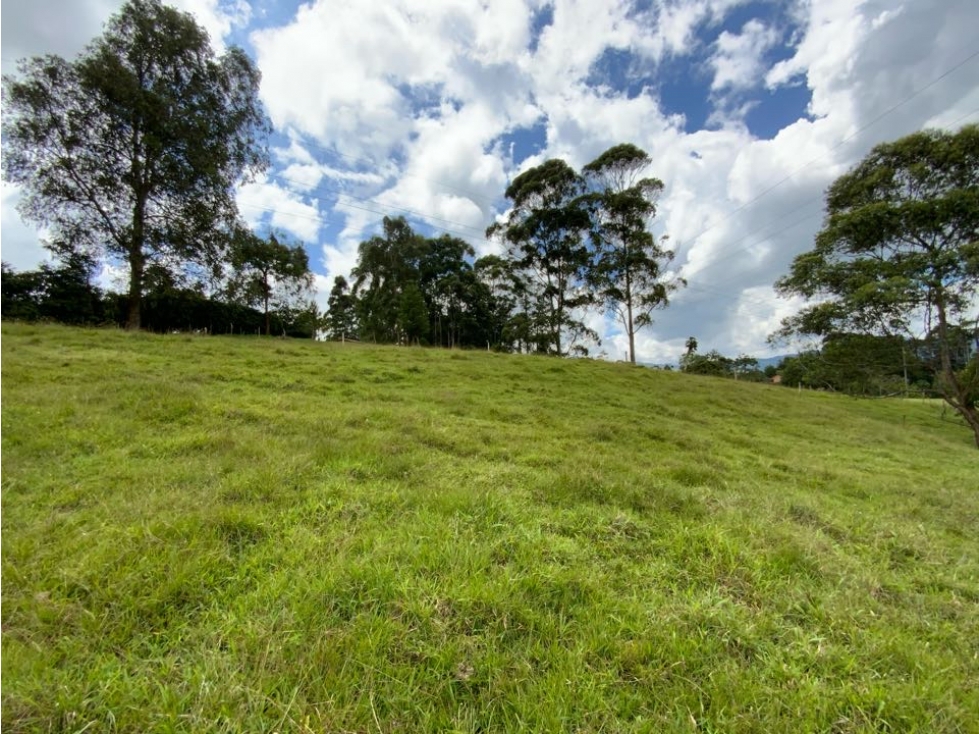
top-left (2, 322), bottom-right (977, 733)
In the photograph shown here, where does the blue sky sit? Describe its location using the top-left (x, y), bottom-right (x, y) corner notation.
top-left (3, 0), bottom-right (978, 361)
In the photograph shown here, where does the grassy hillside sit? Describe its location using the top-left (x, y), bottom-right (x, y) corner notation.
top-left (2, 322), bottom-right (977, 733)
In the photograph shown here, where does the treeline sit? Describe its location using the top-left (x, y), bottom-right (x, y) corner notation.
top-left (322, 144), bottom-right (680, 357)
top-left (678, 331), bottom-right (978, 399)
top-left (680, 348), bottom-right (771, 382)
top-left (2, 0), bottom-right (678, 359)
top-left (322, 217), bottom-right (498, 349)
top-left (777, 331), bottom-right (977, 397)
top-left (2, 0), bottom-right (976, 442)
top-left (2, 0), bottom-right (274, 332)
top-left (1, 249), bottom-right (319, 338)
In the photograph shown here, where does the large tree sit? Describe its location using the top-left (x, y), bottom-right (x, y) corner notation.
top-left (474, 254), bottom-right (525, 351)
top-left (398, 282), bottom-right (430, 346)
top-left (581, 144), bottom-right (683, 364)
top-left (417, 234), bottom-right (499, 349)
top-left (487, 159), bottom-right (595, 356)
top-left (349, 218), bottom-right (498, 349)
top-left (419, 234), bottom-right (475, 348)
top-left (775, 124), bottom-right (979, 446)
top-left (1, 0), bottom-right (270, 329)
top-left (228, 230), bottom-right (313, 336)
top-left (324, 275), bottom-right (359, 341)
top-left (351, 216), bottom-right (429, 343)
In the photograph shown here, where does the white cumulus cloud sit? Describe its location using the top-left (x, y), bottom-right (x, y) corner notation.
top-left (710, 19), bottom-right (779, 91)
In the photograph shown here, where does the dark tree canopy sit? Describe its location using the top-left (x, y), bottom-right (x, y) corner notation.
top-left (775, 334), bottom-right (931, 395)
top-left (1, 0), bottom-right (271, 329)
top-left (398, 282), bottom-right (430, 345)
top-left (487, 159), bottom-right (595, 356)
top-left (324, 275), bottom-right (359, 341)
top-left (0, 256), bottom-right (293, 335)
top-left (228, 231), bottom-right (313, 336)
top-left (680, 348), bottom-right (764, 381)
top-left (1, 254), bottom-right (104, 324)
top-left (419, 234), bottom-right (476, 348)
top-left (474, 254), bottom-right (529, 351)
top-left (352, 216), bottom-right (429, 343)
top-left (344, 217), bottom-right (502, 349)
top-left (776, 124), bottom-right (979, 446)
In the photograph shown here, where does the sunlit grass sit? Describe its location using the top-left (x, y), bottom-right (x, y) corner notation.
top-left (2, 322), bottom-right (977, 732)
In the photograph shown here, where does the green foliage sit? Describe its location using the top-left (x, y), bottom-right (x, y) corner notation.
top-left (2, 323), bottom-right (977, 732)
top-left (487, 159), bottom-right (595, 355)
top-left (776, 124), bottom-right (979, 445)
top-left (323, 275), bottom-right (359, 340)
top-left (681, 349), bottom-right (731, 376)
top-left (777, 352), bottom-right (820, 389)
top-left (274, 299), bottom-right (320, 339)
top-left (483, 145), bottom-right (683, 359)
top-left (581, 144), bottom-right (683, 363)
top-left (681, 349), bottom-right (763, 381)
top-left (732, 354), bottom-right (763, 380)
top-left (473, 254), bottom-right (520, 349)
top-left (349, 217), bottom-right (511, 349)
top-left (1, 254), bottom-right (104, 324)
top-left (228, 230), bottom-right (313, 336)
top-left (0, 258), bottom-right (305, 336)
top-left (397, 282), bottom-right (430, 345)
top-left (775, 334), bottom-right (939, 395)
top-left (0, 263), bottom-right (42, 321)
top-left (419, 235), bottom-right (492, 349)
top-left (352, 216), bottom-right (429, 343)
top-left (1, 0), bottom-right (270, 329)
top-left (957, 356), bottom-right (979, 408)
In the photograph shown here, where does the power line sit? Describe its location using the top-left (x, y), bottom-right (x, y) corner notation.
top-left (254, 43), bottom-right (979, 280)
top-left (267, 51), bottom-right (979, 298)
top-left (334, 192), bottom-right (487, 235)
top-left (690, 110), bottom-right (979, 313)
top-left (674, 44), bottom-right (979, 255)
top-left (668, 53), bottom-right (979, 301)
top-left (677, 201), bottom-right (825, 280)
top-left (945, 107), bottom-right (979, 128)
top-left (237, 201), bottom-right (327, 225)
top-left (242, 43), bottom-right (979, 317)
top-left (681, 283), bottom-right (780, 316)
top-left (331, 197), bottom-right (491, 246)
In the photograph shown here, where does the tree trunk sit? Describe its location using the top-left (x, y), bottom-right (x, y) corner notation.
top-left (554, 294), bottom-right (563, 356)
top-left (964, 406), bottom-right (979, 449)
top-left (125, 101), bottom-right (154, 332)
top-left (263, 293), bottom-right (270, 336)
top-left (935, 296), bottom-right (979, 448)
top-left (619, 266), bottom-right (636, 364)
top-left (126, 267), bottom-right (142, 330)
top-left (627, 320), bottom-right (636, 364)
top-left (126, 219), bottom-right (145, 330)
